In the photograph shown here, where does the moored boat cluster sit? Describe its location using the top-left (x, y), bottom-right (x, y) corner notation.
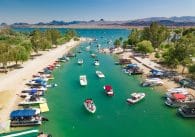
top-left (9, 53), bottom-right (75, 128)
top-left (164, 87), bottom-right (195, 118)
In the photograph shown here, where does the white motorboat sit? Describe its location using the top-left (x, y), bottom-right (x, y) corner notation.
top-left (32, 77), bottom-right (49, 82)
top-left (19, 96), bottom-right (46, 106)
top-left (142, 78), bottom-right (164, 87)
top-left (86, 46), bottom-right (90, 51)
top-left (78, 59), bottom-right (83, 65)
top-left (22, 87), bottom-right (47, 93)
top-left (84, 99), bottom-right (96, 113)
top-left (94, 60), bottom-right (100, 66)
top-left (91, 53), bottom-right (96, 58)
top-left (80, 75), bottom-right (87, 86)
top-left (55, 64), bottom-right (61, 67)
top-left (19, 91), bottom-right (44, 98)
top-left (127, 92), bottom-right (145, 104)
top-left (96, 71), bottom-right (105, 78)
top-left (103, 85), bottom-right (114, 96)
top-left (33, 73), bottom-right (52, 78)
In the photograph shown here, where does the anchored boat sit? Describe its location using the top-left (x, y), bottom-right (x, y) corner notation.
top-left (84, 99), bottom-right (96, 113)
top-left (96, 71), bottom-right (105, 78)
top-left (86, 46), bottom-right (90, 51)
top-left (22, 87), bottom-right (47, 93)
top-left (178, 104), bottom-right (195, 118)
top-left (127, 92), bottom-right (145, 104)
top-left (94, 59), bottom-right (100, 66)
top-left (91, 53), bottom-right (96, 58)
top-left (19, 95), bottom-right (46, 106)
top-left (10, 108), bottom-right (43, 127)
top-left (103, 85), bottom-right (114, 96)
top-left (78, 59), bottom-right (83, 65)
top-left (142, 78), bottom-right (164, 87)
top-left (80, 75), bottom-right (87, 86)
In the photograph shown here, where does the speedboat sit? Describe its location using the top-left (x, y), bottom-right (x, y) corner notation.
top-left (19, 90), bottom-right (44, 98)
top-left (19, 95), bottom-right (46, 106)
top-left (32, 77), bottom-right (48, 82)
top-left (83, 99), bottom-right (96, 113)
top-left (78, 59), bottom-right (83, 65)
top-left (86, 46), bottom-right (90, 51)
top-left (142, 78), bottom-right (164, 87)
top-left (80, 75), bottom-right (87, 86)
top-left (22, 87), bottom-right (47, 93)
top-left (33, 73), bottom-right (52, 78)
top-left (91, 53), bottom-right (96, 58)
top-left (127, 92), bottom-right (145, 104)
top-left (10, 108), bottom-right (43, 127)
top-left (26, 80), bottom-right (47, 87)
top-left (103, 85), bottom-right (114, 96)
top-left (96, 71), bottom-right (105, 78)
top-left (94, 59), bottom-right (100, 66)
top-left (178, 104), bottom-right (195, 118)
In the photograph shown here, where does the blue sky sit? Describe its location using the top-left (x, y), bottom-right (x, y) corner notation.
top-left (0, 0), bottom-right (194, 24)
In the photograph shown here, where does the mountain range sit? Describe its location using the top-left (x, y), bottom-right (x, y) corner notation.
top-left (1, 16), bottom-right (195, 28)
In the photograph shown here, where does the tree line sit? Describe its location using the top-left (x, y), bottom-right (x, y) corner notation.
top-left (0, 28), bottom-right (77, 71)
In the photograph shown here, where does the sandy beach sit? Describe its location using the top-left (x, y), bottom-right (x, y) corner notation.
top-left (0, 38), bottom-right (88, 123)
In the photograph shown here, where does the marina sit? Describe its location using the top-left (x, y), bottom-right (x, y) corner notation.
top-left (0, 29), bottom-right (195, 137)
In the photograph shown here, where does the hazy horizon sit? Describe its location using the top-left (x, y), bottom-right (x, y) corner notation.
top-left (0, 0), bottom-right (195, 24)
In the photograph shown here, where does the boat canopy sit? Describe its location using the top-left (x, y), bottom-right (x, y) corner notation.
top-left (33, 79), bottom-right (46, 83)
top-left (150, 69), bottom-right (164, 76)
top-left (126, 64), bottom-right (137, 68)
top-left (10, 109), bottom-right (36, 118)
top-left (172, 93), bottom-right (186, 100)
top-left (104, 85), bottom-right (112, 91)
top-left (30, 89), bottom-right (38, 94)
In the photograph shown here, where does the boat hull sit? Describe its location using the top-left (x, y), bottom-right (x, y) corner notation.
top-left (178, 108), bottom-right (195, 118)
top-left (127, 93), bottom-right (145, 104)
top-left (10, 120), bottom-right (42, 127)
top-left (80, 75), bottom-right (87, 86)
top-left (84, 102), bottom-right (96, 113)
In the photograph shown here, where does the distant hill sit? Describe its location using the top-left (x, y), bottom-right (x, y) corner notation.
top-left (123, 16), bottom-right (195, 27)
top-left (134, 16), bottom-right (195, 22)
top-left (8, 16), bottom-right (195, 28)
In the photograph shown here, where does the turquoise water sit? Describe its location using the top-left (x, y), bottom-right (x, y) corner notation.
top-left (16, 29), bottom-right (195, 137)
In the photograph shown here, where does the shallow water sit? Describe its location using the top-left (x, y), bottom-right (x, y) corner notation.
top-left (15, 29), bottom-right (195, 137)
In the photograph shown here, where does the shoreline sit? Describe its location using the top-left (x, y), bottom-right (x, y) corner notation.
top-left (118, 51), bottom-right (195, 95)
top-left (0, 38), bottom-right (89, 123)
